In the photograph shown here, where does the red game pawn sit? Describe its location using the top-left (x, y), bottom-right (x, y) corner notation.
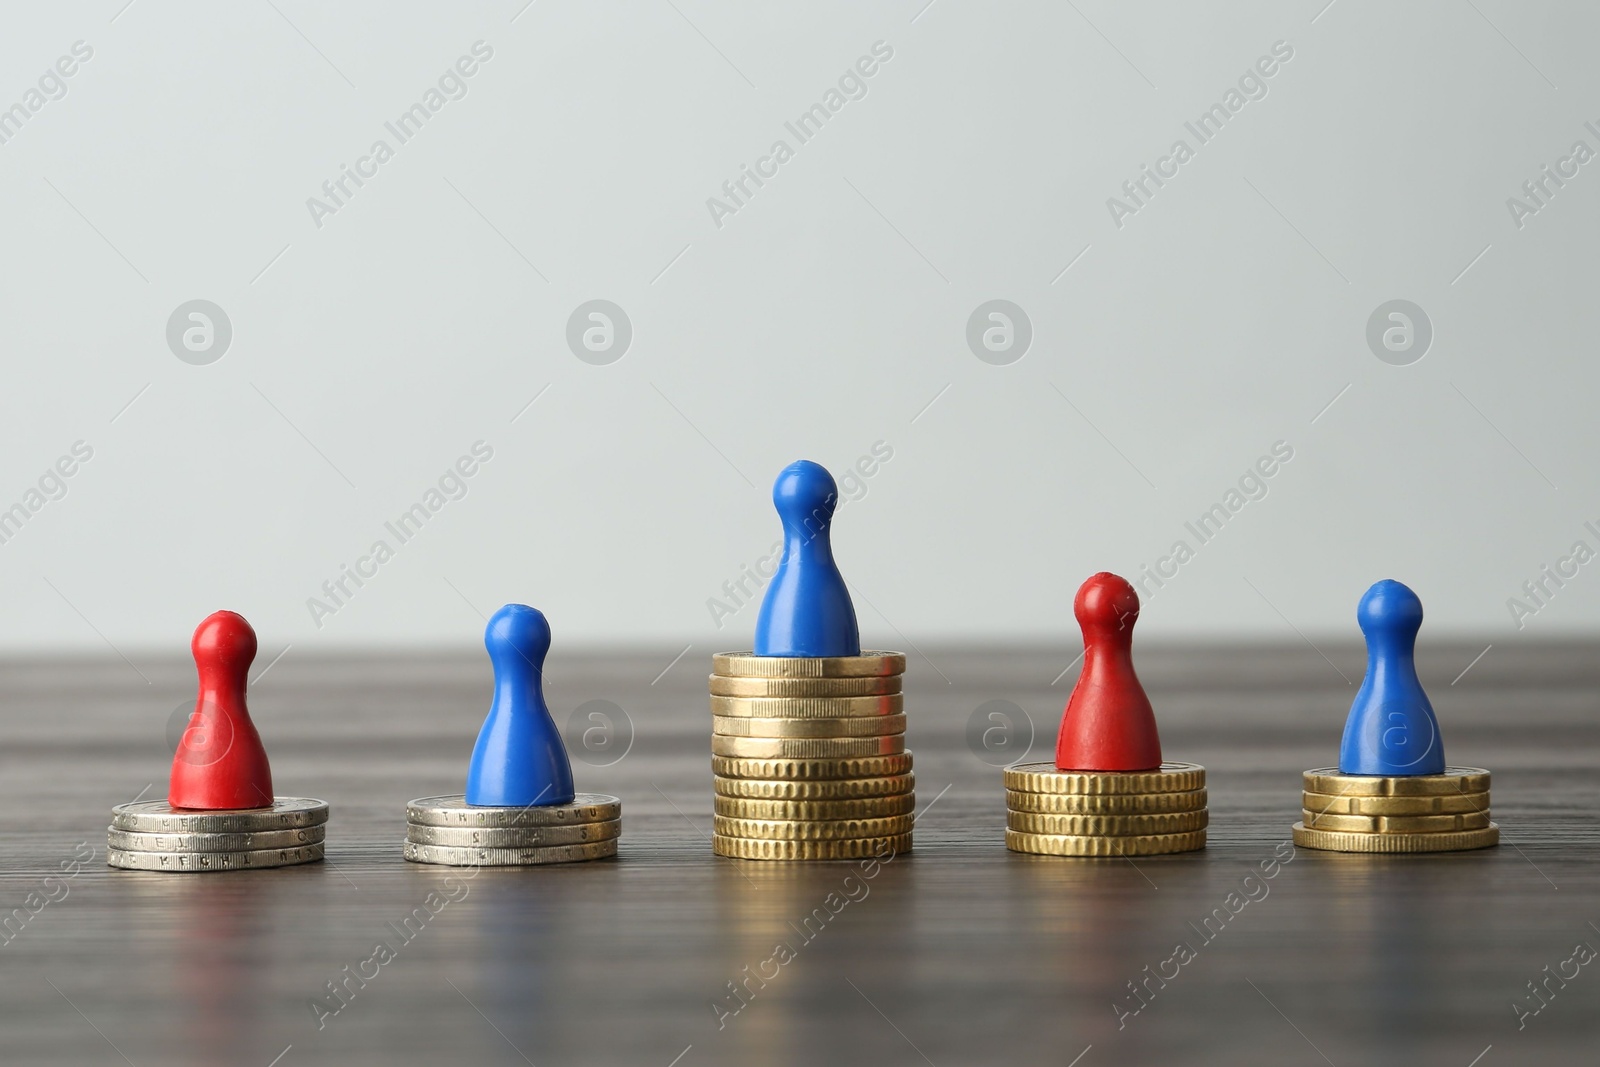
top-left (169, 611), bottom-right (275, 810)
top-left (1055, 573), bottom-right (1163, 771)
top-left (1006, 573), bottom-right (1203, 856)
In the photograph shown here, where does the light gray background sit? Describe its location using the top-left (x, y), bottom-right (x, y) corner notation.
top-left (2, 0), bottom-right (1596, 658)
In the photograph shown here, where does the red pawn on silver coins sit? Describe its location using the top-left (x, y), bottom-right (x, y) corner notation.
top-left (107, 611), bottom-right (328, 873)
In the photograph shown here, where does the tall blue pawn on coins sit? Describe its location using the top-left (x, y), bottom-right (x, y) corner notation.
top-left (1339, 579), bottom-right (1445, 776)
top-left (468, 604), bottom-right (575, 805)
top-left (754, 460), bottom-right (861, 657)
top-left (402, 604), bottom-right (622, 867)
top-left (710, 460), bottom-right (913, 862)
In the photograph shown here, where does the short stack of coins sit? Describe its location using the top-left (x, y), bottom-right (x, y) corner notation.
top-left (1293, 767), bottom-right (1497, 853)
top-left (710, 651), bottom-right (914, 861)
top-left (1003, 762), bottom-right (1208, 857)
top-left (107, 798), bottom-right (328, 872)
top-left (403, 794), bottom-right (621, 866)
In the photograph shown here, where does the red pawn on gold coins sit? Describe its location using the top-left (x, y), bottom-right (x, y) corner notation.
top-left (1004, 573), bottom-right (1208, 857)
top-left (106, 611), bottom-right (328, 872)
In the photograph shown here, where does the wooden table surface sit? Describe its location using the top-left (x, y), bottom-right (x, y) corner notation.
top-left (0, 642), bottom-right (1595, 1066)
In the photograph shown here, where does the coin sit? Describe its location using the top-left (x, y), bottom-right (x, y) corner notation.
top-left (712, 753), bottom-right (914, 780)
top-left (107, 825), bottom-right (325, 853)
top-left (1300, 810), bottom-right (1492, 834)
top-left (1291, 821), bottom-right (1499, 853)
top-left (712, 735), bottom-right (906, 759)
top-left (1301, 767), bottom-right (1490, 797)
top-left (712, 651), bottom-right (906, 678)
top-left (712, 833), bottom-right (912, 861)
top-left (714, 773), bottom-right (915, 800)
top-left (1301, 790), bottom-right (1491, 816)
top-left (406, 820), bottom-right (621, 848)
top-left (1004, 788), bottom-right (1208, 815)
top-left (111, 797), bottom-right (329, 834)
top-left (710, 675), bottom-right (902, 698)
top-left (1004, 828), bottom-right (1206, 857)
top-left (1003, 762), bottom-right (1206, 796)
top-left (1006, 809), bottom-right (1209, 836)
top-left (714, 793), bottom-right (916, 821)
top-left (403, 839), bottom-right (618, 866)
top-left (713, 814), bottom-right (916, 840)
top-left (405, 794), bottom-right (621, 827)
top-left (711, 713), bottom-right (907, 738)
top-left (107, 842), bottom-right (324, 872)
top-left (710, 694), bottom-right (904, 720)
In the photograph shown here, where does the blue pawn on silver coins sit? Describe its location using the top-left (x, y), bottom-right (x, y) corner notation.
top-left (754, 460), bottom-right (862, 657)
top-left (402, 604), bottom-right (622, 867)
top-left (1339, 579), bottom-right (1446, 776)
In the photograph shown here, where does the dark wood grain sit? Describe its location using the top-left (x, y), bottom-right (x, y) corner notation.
top-left (0, 642), bottom-right (1595, 1066)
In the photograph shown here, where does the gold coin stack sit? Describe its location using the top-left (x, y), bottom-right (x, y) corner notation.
top-left (1003, 762), bottom-right (1208, 856)
top-left (1293, 767), bottom-right (1497, 853)
top-left (709, 651), bottom-right (914, 861)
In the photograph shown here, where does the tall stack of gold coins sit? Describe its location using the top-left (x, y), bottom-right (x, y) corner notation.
top-left (403, 794), bottom-right (622, 866)
top-left (1003, 762), bottom-right (1208, 856)
top-left (710, 651), bottom-right (913, 861)
top-left (1294, 767), bottom-right (1497, 852)
top-left (107, 798), bottom-right (328, 872)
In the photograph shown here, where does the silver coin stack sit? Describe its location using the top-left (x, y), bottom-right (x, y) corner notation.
top-left (107, 798), bottom-right (329, 872)
top-left (403, 793), bottom-right (622, 866)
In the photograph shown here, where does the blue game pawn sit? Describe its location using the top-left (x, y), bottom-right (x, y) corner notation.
top-left (753, 460), bottom-right (861, 658)
top-left (1338, 579), bottom-right (1446, 776)
top-left (466, 604), bottom-right (576, 806)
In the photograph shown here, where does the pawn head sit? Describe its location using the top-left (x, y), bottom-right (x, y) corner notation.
top-left (192, 610), bottom-right (257, 671)
top-left (1357, 579), bottom-right (1423, 639)
top-left (486, 604), bottom-right (551, 671)
top-left (1075, 572), bottom-right (1140, 639)
top-left (773, 460), bottom-right (838, 531)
